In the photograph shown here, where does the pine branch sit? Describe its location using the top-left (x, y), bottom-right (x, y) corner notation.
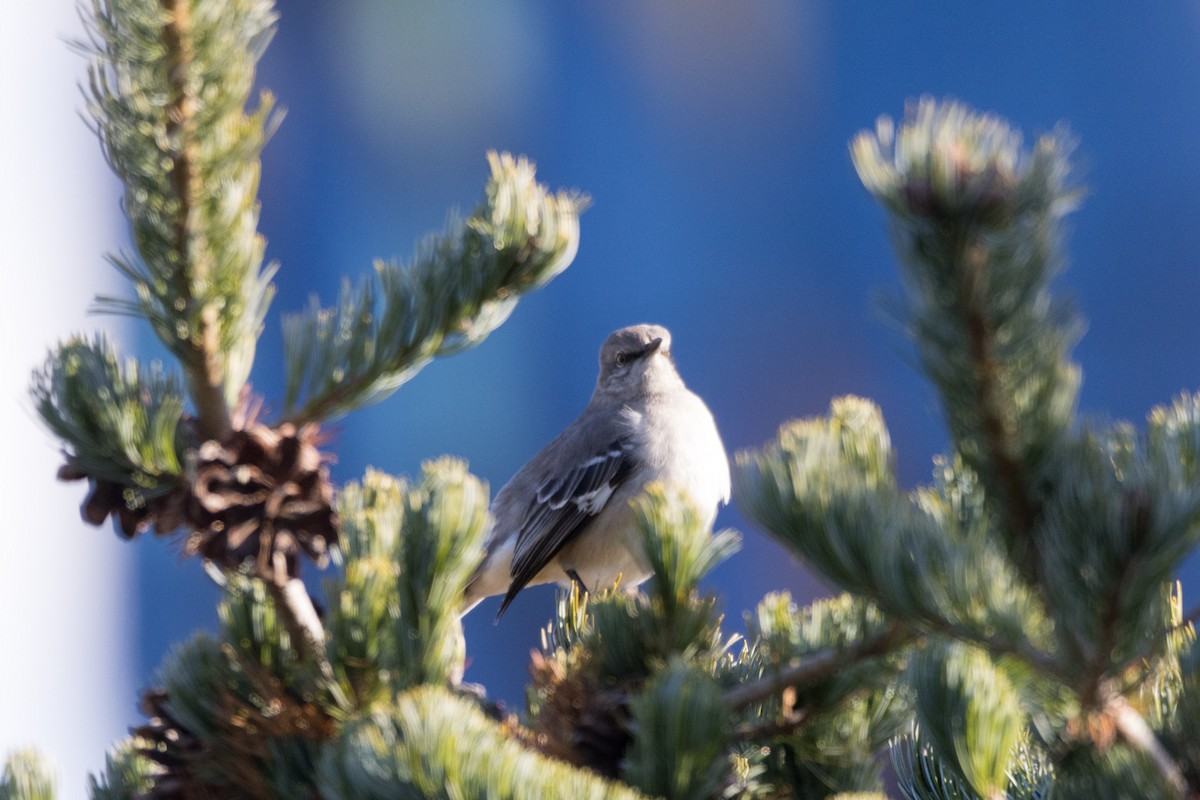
top-left (85, 0), bottom-right (280, 437)
top-left (633, 483), bottom-right (742, 626)
top-left (735, 589), bottom-right (912, 759)
top-left (1037, 425), bottom-right (1200, 681)
top-left (133, 633), bottom-right (334, 799)
top-left (331, 463), bottom-right (489, 693)
top-left (730, 704), bottom-right (812, 742)
top-left (0, 752), bottom-right (55, 800)
top-left (892, 732), bottom-right (1054, 800)
top-left (734, 397), bottom-right (1053, 656)
top-left (326, 470), bottom-right (404, 707)
top-left (1078, 536), bottom-right (1140, 707)
top-left (910, 641), bottom-right (1026, 800)
top-left (850, 97), bottom-right (1083, 574)
top-left (32, 335), bottom-right (186, 498)
top-left (159, 0), bottom-right (228, 437)
top-left (87, 742), bottom-right (160, 800)
top-left (318, 687), bottom-right (649, 800)
top-left (950, 229), bottom-right (1037, 558)
top-left (523, 489), bottom-right (743, 782)
top-left (1171, 634), bottom-right (1200, 799)
top-left (842, 98), bottom-right (1200, 798)
top-left (623, 661), bottom-right (731, 800)
top-left (890, 735), bottom-right (979, 800)
top-left (725, 623), bottom-right (908, 712)
top-left (913, 610), bottom-right (1065, 684)
top-left (216, 572), bottom-right (343, 722)
top-left (1106, 692), bottom-right (1188, 799)
top-left (391, 459), bottom-right (490, 688)
top-left (264, 577), bottom-right (331, 677)
top-left (281, 152), bottom-right (586, 424)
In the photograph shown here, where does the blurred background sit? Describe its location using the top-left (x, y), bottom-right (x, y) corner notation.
top-left (7, 1), bottom-right (1200, 794)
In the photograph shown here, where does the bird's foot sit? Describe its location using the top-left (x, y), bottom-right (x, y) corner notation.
top-left (565, 568), bottom-right (590, 594)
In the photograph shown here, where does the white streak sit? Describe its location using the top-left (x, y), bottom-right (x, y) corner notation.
top-left (574, 483), bottom-right (615, 514)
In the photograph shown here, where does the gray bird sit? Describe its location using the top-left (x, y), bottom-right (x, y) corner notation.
top-left (463, 323), bottom-right (730, 617)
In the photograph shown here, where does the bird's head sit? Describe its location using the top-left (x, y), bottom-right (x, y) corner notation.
top-left (594, 324), bottom-right (680, 400)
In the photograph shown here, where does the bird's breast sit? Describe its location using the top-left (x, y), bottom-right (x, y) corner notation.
top-left (633, 392), bottom-right (731, 521)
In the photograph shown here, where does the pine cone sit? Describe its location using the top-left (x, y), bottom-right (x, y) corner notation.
top-left (185, 422), bottom-right (336, 584)
top-left (527, 650), bottom-right (632, 778)
top-left (133, 689), bottom-right (206, 800)
top-left (133, 662), bottom-right (334, 800)
top-left (59, 465), bottom-right (188, 539)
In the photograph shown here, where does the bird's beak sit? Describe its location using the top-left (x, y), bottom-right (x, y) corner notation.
top-left (642, 337), bottom-right (664, 357)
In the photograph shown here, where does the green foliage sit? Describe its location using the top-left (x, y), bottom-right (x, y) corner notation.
top-left (735, 398), bottom-right (1049, 655)
top-left (891, 733), bottom-right (1052, 800)
top-left (0, 752), bottom-right (55, 800)
top-left (1037, 423), bottom-right (1200, 672)
top-left (317, 687), bottom-right (647, 800)
top-left (1161, 628), bottom-right (1200, 791)
top-left (748, 592), bottom-right (890, 668)
top-left (623, 660), bottom-right (730, 800)
top-left (281, 151), bottom-right (587, 423)
top-left (851, 97), bottom-right (1082, 567)
top-left (521, 489), bottom-right (749, 790)
top-left (539, 581), bottom-right (593, 655)
top-left (150, 635), bottom-right (276, 797)
top-left (910, 643), bottom-right (1024, 798)
top-left (142, 631), bottom-right (332, 800)
top-left (746, 687), bottom-right (906, 798)
top-left (731, 593), bottom-right (909, 798)
top-left (218, 573), bottom-right (329, 698)
top-left (632, 483), bottom-right (741, 667)
top-left (1052, 741), bottom-right (1177, 800)
top-left (329, 461), bottom-right (488, 698)
top-left (32, 335), bottom-right (185, 494)
top-left (636, 483), bottom-right (742, 614)
top-left (1150, 391), bottom-right (1200, 485)
top-left (779, 704), bottom-right (896, 796)
top-left (589, 487), bottom-right (739, 680)
top-left (390, 458), bottom-right (489, 687)
top-left (733, 399), bottom-right (899, 595)
top-left (326, 470), bottom-right (406, 708)
top-left (738, 97), bottom-right (1200, 799)
top-left (741, 592), bottom-right (906, 720)
top-left (87, 743), bottom-right (159, 800)
top-left (84, 0), bottom-right (279, 408)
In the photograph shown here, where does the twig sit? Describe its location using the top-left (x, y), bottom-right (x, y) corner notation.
top-left (161, 0), bottom-right (232, 439)
top-left (947, 230), bottom-right (1066, 646)
top-left (953, 235), bottom-right (1036, 547)
top-left (732, 707), bottom-right (811, 742)
top-left (1080, 543), bottom-right (1140, 708)
top-left (264, 572), bottom-right (333, 682)
top-left (1106, 693), bottom-right (1188, 799)
top-left (908, 612), bottom-right (1068, 684)
top-left (725, 623), bottom-right (908, 712)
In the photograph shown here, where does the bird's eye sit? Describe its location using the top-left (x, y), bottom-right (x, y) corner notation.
top-left (614, 351), bottom-right (629, 367)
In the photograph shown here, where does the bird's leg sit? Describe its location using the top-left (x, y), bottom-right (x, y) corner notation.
top-left (565, 568), bottom-right (590, 595)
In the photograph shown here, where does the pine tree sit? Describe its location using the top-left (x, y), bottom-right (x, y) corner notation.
top-left (7, 2), bottom-right (1200, 799)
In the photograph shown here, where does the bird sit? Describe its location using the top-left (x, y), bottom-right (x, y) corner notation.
top-left (462, 323), bottom-right (730, 617)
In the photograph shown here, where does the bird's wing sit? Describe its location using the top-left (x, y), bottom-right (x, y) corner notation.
top-left (499, 439), bottom-right (634, 615)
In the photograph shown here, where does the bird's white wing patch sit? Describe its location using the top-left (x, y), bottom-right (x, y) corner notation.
top-left (502, 440), bottom-right (633, 615)
top-left (536, 446), bottom-right (625, 509)
top-left (574, 482), bottom-right (614, 514)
